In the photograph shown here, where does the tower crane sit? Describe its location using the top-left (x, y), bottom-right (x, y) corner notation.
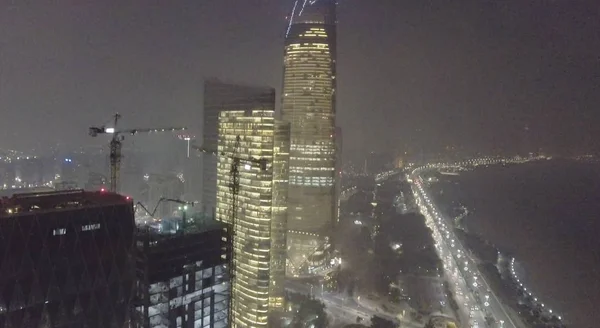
top-left (136, 197), bottom-right (195, 218)
top-left (136, 197), bottom-right (195, 231)
top-left (192, 135), bottom-right (268, 326)
top-left (89, 113), bottom-right (187, 193)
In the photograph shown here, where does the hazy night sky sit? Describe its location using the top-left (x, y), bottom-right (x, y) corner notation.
top-left (1, 0), bottom-right (599, 156)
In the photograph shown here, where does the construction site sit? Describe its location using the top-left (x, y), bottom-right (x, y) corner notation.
top-left (133, 209), bottom-right (232, 328)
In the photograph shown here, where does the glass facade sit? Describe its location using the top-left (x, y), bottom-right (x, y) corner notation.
top-left (202, 80), bottom-right (276, 216)
top-left (0, 190), bottom-right (136, 328)
top-left (282, 0), bottom-right (338, 274)
top-left (215, 110), bottom-right (290, 328)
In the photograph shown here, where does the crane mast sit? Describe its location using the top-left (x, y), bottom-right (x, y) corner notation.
top-left (109, 138), bottom-right (122, 193)
top-left (89, 113), bottom-right (187, 193)
top-left (192, 136), bottom-right (268, 327)
top-left (228, 136), bottom-right (241, 328)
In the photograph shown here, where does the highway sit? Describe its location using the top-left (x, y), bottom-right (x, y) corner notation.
top-left (411, 176), bottom-right (522, 328)
top-left (285, 279), bottom-right (426, 328)
top-left (286, 279), bottom-right (375, 326)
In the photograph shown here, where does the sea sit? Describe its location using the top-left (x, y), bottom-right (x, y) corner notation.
top-left (431, 159), bottom-right (600, 328)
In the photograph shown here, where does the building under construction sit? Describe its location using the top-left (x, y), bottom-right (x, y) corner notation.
top-left (0, 189), bottom-right (137, 328)
top-left (133, 212), bottom-right (232, 328)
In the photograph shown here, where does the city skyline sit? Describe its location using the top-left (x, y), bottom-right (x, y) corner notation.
top-left (0, 1), bottom-right (599, 327)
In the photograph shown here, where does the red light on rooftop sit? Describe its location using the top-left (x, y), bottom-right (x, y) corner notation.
top-left (100, 188), bottom-right (105, 192)
top-left (126, 196), bottom-right (131, 200)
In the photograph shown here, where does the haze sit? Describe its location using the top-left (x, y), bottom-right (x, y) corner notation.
top-left (1, 0), bottom-right (599, 156)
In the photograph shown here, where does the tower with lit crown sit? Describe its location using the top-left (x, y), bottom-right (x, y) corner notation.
top-left (281, 0), bottom-right (338, 274)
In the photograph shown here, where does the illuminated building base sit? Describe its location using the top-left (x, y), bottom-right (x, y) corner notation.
top-left (286, 231), bottom-right (332, 276)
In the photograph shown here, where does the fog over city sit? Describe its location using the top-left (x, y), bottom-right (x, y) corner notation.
top-left (0, 1), bottom-right (599, 328)
top-left (2, 1), bottom-right (599, 155)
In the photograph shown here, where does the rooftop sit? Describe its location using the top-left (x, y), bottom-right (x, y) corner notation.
top-left (136, 211), bottom-right (227, 241)
top-left (287, 0), bottom-right (336, 32)
top-left (0, 189), bottom-right (132, 218)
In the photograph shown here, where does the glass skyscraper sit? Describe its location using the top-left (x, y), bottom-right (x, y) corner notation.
top-left (215, 110), bottom-right (290, 328)
top-left (202, 79), bottom-right (276, 216)
top-left (281, 0), bottom-right (338, 274)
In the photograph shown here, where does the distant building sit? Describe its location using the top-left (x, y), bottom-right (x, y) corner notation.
top-left (202, 79), bottom-right (276, 215)
top-left (282, 0), bottom-right (338, 274)
top-left (84, 172), bottom-right (108, 191)
top-left (0, 162), bottom-right (13, 189)
top-left (133, 213), bottom-right (232, 328)
top-left (394, 155), bottom-right (405, 169)
top-left (58, 157), bottom-right (88, 189)
top-left (14, 156), bottom-right (44, 188)
top-left (182, 152), bottom-right (203, 204)
top-left (364, 152), bottom-right (394, 175)
top-left (0, 190), bottom-right (136, 327)
top-left (215, 110), bottom-right (290, 327)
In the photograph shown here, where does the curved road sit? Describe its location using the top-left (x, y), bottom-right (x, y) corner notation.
top-left (412, 176), bottom-right (525, 328)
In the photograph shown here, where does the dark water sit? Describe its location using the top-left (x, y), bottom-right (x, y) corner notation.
top-left (434, 160), bottom-right (600, 328)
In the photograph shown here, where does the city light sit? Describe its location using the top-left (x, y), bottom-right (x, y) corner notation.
top-left (409, 159), bottom-right (544, 328)
top-left (410, 156), bottom-right (563, 327)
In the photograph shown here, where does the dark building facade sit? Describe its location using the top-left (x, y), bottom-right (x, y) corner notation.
top-left (202, 79), bottom-right (276, 215)
top-left (134, 215), bottom-right (232, 328)
top-left (334, 126), bottom-right (342, 225)
top-left (0, 190), bottom-right (136, 328)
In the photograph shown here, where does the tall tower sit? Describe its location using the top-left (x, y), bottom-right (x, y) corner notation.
top-left (281, 0), bottom-right (337, 274)
top-left (202, 79), bottom-right (276, 216)
top-left (215, 110), bottom-right (290, 328)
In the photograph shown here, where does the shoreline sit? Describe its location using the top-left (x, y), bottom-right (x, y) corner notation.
top-left (426, 159), bottom-right (598, 327)
top-left (455, 215), bottom-right (567, 328)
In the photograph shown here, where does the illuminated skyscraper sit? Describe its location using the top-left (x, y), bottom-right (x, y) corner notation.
top-left (215, 110), bottom-right (290, 328)
top-left (202, 79), bottom-right (276, 216)
top-left (282, 0), bottom-right (338, 273)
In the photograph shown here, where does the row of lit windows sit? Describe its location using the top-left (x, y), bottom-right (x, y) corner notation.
top-left (289, 166), bottom-right (334, 171)
top-left (289, 176), bottom-right (333, 186)
top-left (288, 43), bottom-right (330, 49)
top-left (290, 146), bottom-right (334, 152)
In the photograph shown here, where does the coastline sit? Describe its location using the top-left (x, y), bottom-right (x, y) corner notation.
top-left (428, 159), bottom-right (600, 327)
top-left (418, 159), bottom-right (600, 327)
top-left (454, 214), bottom-right (567, 328)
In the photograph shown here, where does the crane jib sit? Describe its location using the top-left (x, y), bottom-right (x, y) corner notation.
top-left (88, 113), bottom-right (188, 192)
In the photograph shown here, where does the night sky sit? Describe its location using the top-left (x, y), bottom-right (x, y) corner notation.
top-left (1, 0), bottom-right (599, 156)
